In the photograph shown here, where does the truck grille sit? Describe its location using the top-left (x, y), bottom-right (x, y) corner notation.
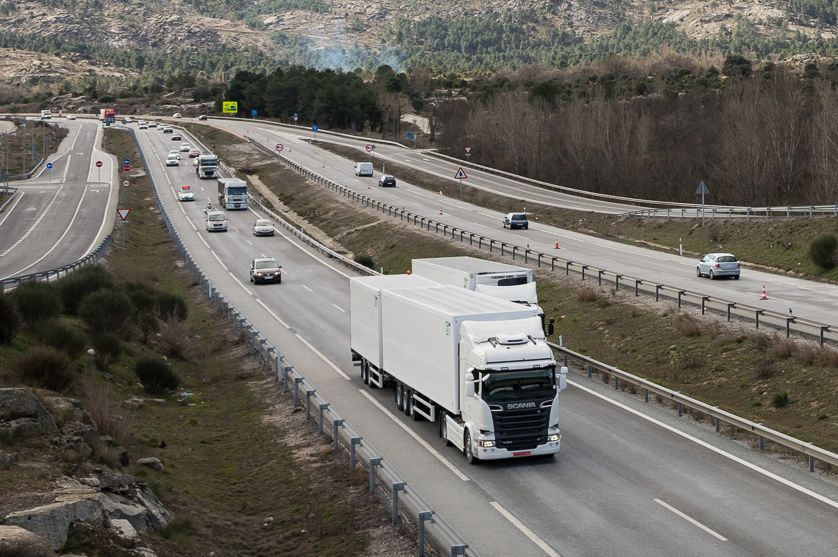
top-left (491, 402), bottom-right (550, 451)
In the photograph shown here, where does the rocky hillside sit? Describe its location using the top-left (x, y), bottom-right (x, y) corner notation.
top-left (0, 0), bottom-right (835, 83)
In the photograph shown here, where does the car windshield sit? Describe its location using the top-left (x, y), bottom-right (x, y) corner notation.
top-left (208, 214), bottom-right (225, 221)
top-left (255, 260), bottom-right (278, 269)
top-left (228, 186), bottom-right (247, 195)
top-left (255, 220), bottom-right (271, 227)
top-left (717, 255), bottom-right (737, 262)
top-left (480, 368), bottom-right (555, 402)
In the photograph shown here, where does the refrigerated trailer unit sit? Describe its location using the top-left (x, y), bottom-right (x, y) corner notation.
top-left (350, 277), bottom-right (565, 463)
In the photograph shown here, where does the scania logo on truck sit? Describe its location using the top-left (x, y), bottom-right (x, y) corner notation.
top-left (507, 402), bottom-right (537, 410)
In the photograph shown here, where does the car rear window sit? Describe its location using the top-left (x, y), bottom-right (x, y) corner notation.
top-left (511, 214), bottom-right (527, 221)
top-left (717, 256), bottom-right (737, 262)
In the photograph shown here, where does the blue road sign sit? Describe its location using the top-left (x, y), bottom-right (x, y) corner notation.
top-left (123, 158), bottom-right (130, 165)
top-left (312, 124), bottom-right (319, 132)
top-left (46, 162), bottom-right (53, 169)
top-left (406, 131), bottom-right (415, 141)
top-left (251, 109), bottom-right (258, 118)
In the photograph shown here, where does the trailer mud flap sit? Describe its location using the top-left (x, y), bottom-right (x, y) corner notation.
top-left (446, 417), bottom-right (465, 451)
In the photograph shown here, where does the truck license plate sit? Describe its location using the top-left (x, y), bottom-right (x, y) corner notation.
top-left (512, 451), bottom-right (532, 457)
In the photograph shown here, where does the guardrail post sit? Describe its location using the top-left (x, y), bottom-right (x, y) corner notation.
top-left (293, 377), bottom-right (304, 407)
top-left (391, 482), bottom-right (406, 525)
top-left (654, 285), bottom-right (662, 302)
top-left (715, 417), bottom-right (721, 433)
top-left (643, 388), bottom-right (649, 402)
top-left (615, 275), bottom-right (622, 291)
top-left (701, 296), bottom-right (709, 315)
top-left (727, 303), bottom-right (735, 322)
top-left (785, 317), bottom-right (795, 338)
top-left (418, 511), bottom-right (434, 557)
top-left (759, 435), bottom-right (765, 450)
top-left (282, 365), bottom-right (291, 392)
top-left (635, 279), bottom-right (641, 296)
top-left (566, 261), bottom-right (572, 276)
top-left (677, 402), bottom-right (683, 417)
top-left (551, 257), bottom-right (557, 271)
top-left (755, 309), bottom-right (764, 329)
top-left (537, 253), bottom-right (542, 268)
top-left (581, 265), bottom-right (587, 280)
top-left (786, 207), bottom-right (790, 220)
top-left (318, 403), bottom-right (329, 434)
top-left (809, 456), bottom-right (815, 472)
top-left (332, 419), bottom-right (345, 453)
top-left (587, 365), bottom-right (593, 379)
top-left (523, 249), bottom-right (528, 263)
top-left (489, 239), bottom-right (493, 253)
top-left (677, 290), bottom-right (685, 308)
top-left (350, 437), bottom-right (362, 469)
top-left (368, 457), bottom-right (382, 494)
top-left (598, 270), bottom-right (604, 286)
top-left (614, 376), bottom-right (620, 390)
top-left (306, 389), bottom-right (316, 420)
top-left (820, 326), bottom-right (829, 347)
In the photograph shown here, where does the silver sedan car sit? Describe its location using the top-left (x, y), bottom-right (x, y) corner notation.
top-left (696, 253), bottom-right (740, 280)
top-left (252, 219), bottom-right (275, 236)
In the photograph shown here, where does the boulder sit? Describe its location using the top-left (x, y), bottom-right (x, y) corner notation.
top-left (100, 492), bottom-right (149, 534)
top-left (0, 525), bottom-right (52, 557)
top-left (2, 497), bottom-right (104, 550)
top-left (61, 421), bottom-right (100, 450)
top-left (134, 487), bottom-right (172, 530)
top-left (110, 518), bottom-right (139, 543)
top-left (0, 388), bottom-right (58, 441)
top-left (135, 457), bottom-right (163, 472)
top-left (43, 397), bottom-right (93, 427)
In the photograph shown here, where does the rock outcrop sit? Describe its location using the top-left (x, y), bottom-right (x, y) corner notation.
top-left (0, 388), bottom-right (58, 441)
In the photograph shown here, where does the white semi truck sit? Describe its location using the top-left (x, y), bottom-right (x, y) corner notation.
top-left (350, 276), bottom-right (565, 463)
top-left (196, 154), bottom-right (219, 179)
top-left (412, 256), bottom-right (545, 328)
top-left (217, 177), bottom-right (248, 210)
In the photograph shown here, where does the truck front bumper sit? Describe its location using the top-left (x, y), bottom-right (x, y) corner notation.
top-left (477, 440), bottom-right (560, 460)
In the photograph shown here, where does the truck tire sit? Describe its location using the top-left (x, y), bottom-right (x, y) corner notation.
top-left (439, 410), bottom-right (450, 446)
top-left (361, 361), bottom-right (369, 385)
top-left (403, 388), bottom-right (413, 417)
top-left (464, 430), bottom-right (477, 465)
top-left (395, 383), bottom-right (404, 411)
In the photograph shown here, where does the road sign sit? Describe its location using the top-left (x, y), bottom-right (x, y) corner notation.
top-left (250, 109), bottom-right (258, 118)
top-left (116, 208), bottom-right (131, 221)
top-left (222, 101), bottom-right (238, 114)
top-left (122, 180), bottom-right (130, 188)
top-left (454, 167), bottom-right (468, 180)
top-left (293, 112), bottom-right (299, 124)
top-left (123, 164), bottom-right (131, 172)
top-left (46, 162), bottom-right (53, 169)
top-left (465, 147), bottom-right (472, 154)
top-left (122, 158), bottom-right (130, 165)
top-left (312, 124), bottom-right (319, 132)
top-left (275, 144), bottom-right (284, 152)
top-left (95, 160), bottom-right (103, 168)
top-left (365, 144), bottom-right (375, 153)
top-left (406, 131), bottom-right (415, 141)
top-left (696, 180), bottom-right (710, 195)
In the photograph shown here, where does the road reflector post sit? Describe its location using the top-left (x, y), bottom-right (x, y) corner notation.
top-left (786, 317), bottom-right (795, 338)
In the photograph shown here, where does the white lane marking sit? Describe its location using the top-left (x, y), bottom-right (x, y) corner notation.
top-left (490, 501), bottom-right (562, 557)
top-left (196, 234), bottom-right (209, 249)
top-left (0, 191), bottom-right (25, 227)
top-left (246, 240), bottom-right (253, 246)
top-left (510, 233), bottom-right (529, 241)
top-left (332, 303), bottom-right (346, 313)
top-left (569, 380), bottom-right (838, 511)
top-left (61, 154), bottom-right (71, 182)
top-left (187, 216), bottom-right (199, 233)
top-left (179, 204), bottom-right (186, 215)
top-left (654, 499), bottom-right (728, 542)
top-left (478, 212), bottom-right (496, 218)
top-left (256, 298), bottom-right (290, 328)
top-left (228, 271), bottom-right (253, 295)
top-left (0, 183), bottom-right (66, 257)
top-left (210, 250), bottom-right (229, 271)
top-left (301, 284), bottom-right (313, 293)
top-left (358, 390), bottom-right (470, 482)
top-left (294, 333), bottom-right (351, 380)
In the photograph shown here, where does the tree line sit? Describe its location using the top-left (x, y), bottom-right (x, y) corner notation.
top-left (436, 60), bottom-right (838, 206)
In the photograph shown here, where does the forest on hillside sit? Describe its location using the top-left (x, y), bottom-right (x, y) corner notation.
top-left (436, 58), bottom-right (838, 206)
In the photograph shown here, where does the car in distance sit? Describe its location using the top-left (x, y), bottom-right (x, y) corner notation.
top-left (250, 257), bottom-right (282, 284)
top-left (67, 114), bottom-right (77, 120)
top-left (378, 174), bottom-right (396, 187)
top-left (167, 149), bottom-right (181, 160)
top-left (179, 142), bottom-right (191, 152)
top-left (177, 185), bottom-right (194, 202)
top-left (198, 115), bottom-right (208, 121)
top-left (697, 253), bottom-right (740, 280)
top-left (188, 148), bottom-right (201, 158)
top-left (205, 210), bottom-right (228, 232)
top-left (148, 122), bottom-right (157, 128)
top-left (138, 122), bottom-right (148, 129)
top-left (171, 133), bottom-right (182, 141)
top-left (503, 212), bottom-right (529, 230)
top-left (252, 218), bottom-right (275, 236)
top-left (162, 127), bottom-right (173, 134)
top-left (165, 153), bottom-right (180, 166)
top-left (173, 112), bottom-right (183, 118)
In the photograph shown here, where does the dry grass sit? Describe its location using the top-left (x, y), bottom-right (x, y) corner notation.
top-left (577, 287), bottom-right (598, 302)
top-left (80, 378), bottom-right (134, 448)
top-left (672, 313), bottom-right (701, 337)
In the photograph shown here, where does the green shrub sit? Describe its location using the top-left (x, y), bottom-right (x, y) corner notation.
top-left (39, 320), bottom-right (87, 359)
top-left (772, 391), bottom-right (790, 408)
top-left (809, 234), bottom-right (838, 270)
top-left (134, 357), bottom-right (180, 394)
top-left (0, 294), bottom-right (22, 344)
top-left (57, 265), bottom-right (114, 315)
top-left (126, 282), bottom-right (158, 313)
top-left (78, 289), bottom-right (135, 334)
top-left (11, 282), bottom-right (62, 324)
top-left (91, 333), bottom-right (123, 370)
top-left (157, 292), bottom-right (188, 321)
top-left (14, 346), bottom-right (74, 391)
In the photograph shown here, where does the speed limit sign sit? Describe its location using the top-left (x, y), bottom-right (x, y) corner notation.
top-left (95, 160), bottom-right (103, 168)
top-left (275, 144), bottom-right (284, 152)
top-left (364, 144), bottom-right (375, 153)
top-left (122, 180), bottom-right (130, 188)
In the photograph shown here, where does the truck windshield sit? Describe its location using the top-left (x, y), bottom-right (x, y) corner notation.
top-left (228, 186), bottom-right (247, 195)
top-left (481, 368), bottom-right (555, 402)
top-left (200, 159), bottom-right (217, 166)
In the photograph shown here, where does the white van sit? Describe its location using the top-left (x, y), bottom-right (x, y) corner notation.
top-left (354, 162), bottom-right (373, 177)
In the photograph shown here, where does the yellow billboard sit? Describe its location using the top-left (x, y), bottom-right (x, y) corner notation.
top-left (222, 101), bottom-right (238, 114)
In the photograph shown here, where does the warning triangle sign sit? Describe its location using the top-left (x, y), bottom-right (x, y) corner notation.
top-left (454, 167), bottom-right (468, 180)
top-left (116, 208), bottom-right (131, 221)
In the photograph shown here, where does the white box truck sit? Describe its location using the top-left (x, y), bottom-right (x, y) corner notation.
top-left (354, 161), bottom-right (373, 176)
top-left (412, 256), bottom-right (545, 328)
top-left (350, 277), bottom-right (565, 464)
top-left (196, 154), bottom-right (219, 179)
top-left (217, 177), bottom-right (248, 209)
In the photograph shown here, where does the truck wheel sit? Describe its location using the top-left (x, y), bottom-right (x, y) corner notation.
top-left (361, 361), bottom-right (369, 385)
top-left (464, 430), bottom-right (477, 465)
top-left (403, 389), bottom-right (413, 417)
top-left (439, 412), bottom-right (450, 446)
top-left (394, 383), bottom-right (403, 411)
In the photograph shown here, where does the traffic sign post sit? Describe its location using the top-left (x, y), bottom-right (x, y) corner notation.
top-left (311, 123), bottom-right (319, 141)
top-left (454, 167), bottom-right (468, 198)
top-left (275, 143), bottom-right (284, 153)
top-left (95, 160), bottom-right (102, 182)
top-left (465, 146), bottom-right (472, 164)
top-left (406, 131), bottom-right (415, 147)
top-left (293, 112), bottom-right (299, 125)
top-left (46, 161), bottom-right (53, 183)
top-left (365, 143), bottom-right (375, 161)
top-left (696, 180), bottom-right (710, 224)
top-left (116, 208), bottom-right (131, 247)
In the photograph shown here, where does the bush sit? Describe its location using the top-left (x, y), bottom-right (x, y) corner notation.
top-left (354, 254), bottom-right (375, 269)
top-left (772, 391), bottom-right (790, 408)
top-left (673, 313), bottom-right (701, 337)
top-left (126, 282), bottom-right (158, 313)
top-left (809, 234), bottom-right (837, 270)
top-left (157, 292), bottom-right (188, 322)
top-left (39, 320), bottom-right (87, 359)
top-left (14, 346), bottom-right (74, 391)
top-left (577, 287), bottom-right (598, 302)
top-left (78, 289), bottom-right (135, 334)
top-left (91, 333), bottom-right (122, 370)
top-left (0, 294), bottom-right (22, 344)
top-left (11, 282), bottom-right (63, 324)
top-left (134, 357), bottom-right (180, 394)
top-left (58, 265), bottom-right (114, 315)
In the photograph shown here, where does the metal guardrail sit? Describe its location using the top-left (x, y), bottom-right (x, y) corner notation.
top-left (245, 135), bottom-right (838, 347)
top-left (550, 342), bottom-right (838, 472)
top-left (2, 155), bottom-right (46, 181)
top-left (623, 205), bottom-right (838, 220)
top-left (129, 127), bottom-right (471, 556)
top-left (0, 235), bottom-right (113, 294)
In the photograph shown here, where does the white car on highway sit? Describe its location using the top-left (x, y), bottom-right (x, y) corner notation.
top-left (167, 149), bottom-right (181, 160)
top-left (165, 153), bottom-right (180, 166)
top-left (205, 210), bottom-right (228, 232)
top-left (177, 185), bottom-right (194, 202)
top-left (179, 142), bottom-right (191, 152)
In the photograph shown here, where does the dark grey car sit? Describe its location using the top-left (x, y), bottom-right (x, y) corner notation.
top-left (250, 257), bottom-right (282, 284)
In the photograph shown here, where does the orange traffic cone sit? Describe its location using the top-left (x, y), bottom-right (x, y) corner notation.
top-left (760, 285), bottom-right (768, 301)
top-left (554, 240), bottom-right (560, 249)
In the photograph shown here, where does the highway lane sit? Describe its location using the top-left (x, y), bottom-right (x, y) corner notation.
top-left (0, 119), bottom-right (116, 279)
top-left (138, 124), bottom-right (838, 556)
top-left (206, 119), bottom-right (838, 331)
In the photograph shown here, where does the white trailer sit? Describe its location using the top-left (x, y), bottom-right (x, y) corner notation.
top-left (411, 256), bottom-right (544, 326)
top-left (350, 277), bottom-right (565, 463)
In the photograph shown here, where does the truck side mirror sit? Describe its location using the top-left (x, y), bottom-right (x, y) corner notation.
top-left (547, 318), bottom-right (555, 337)
top-left (464, 373), bottom-right (475, 397)
top-left (558, 366), bottom-right (568, 392)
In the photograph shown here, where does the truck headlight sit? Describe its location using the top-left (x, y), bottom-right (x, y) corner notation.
top-left (478, 440), bottom-right (495, 448)
top-left (548, 433), bottom-right (561, 442)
